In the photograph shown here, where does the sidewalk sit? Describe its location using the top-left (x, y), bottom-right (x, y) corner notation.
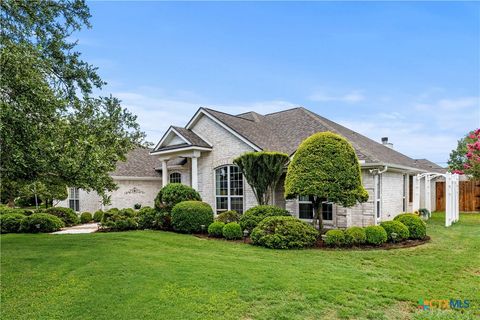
top-left (51, 223), bottom-right (99, 234)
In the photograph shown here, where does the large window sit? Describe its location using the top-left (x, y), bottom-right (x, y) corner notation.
top-left (69, 187), bottom-right (80, 212)
top-left (169, 172), bottom-right (182, 184)
top-left (298, 196), bottom-right (332, 221)
top-left (215, 165), bottom-right (244, 214)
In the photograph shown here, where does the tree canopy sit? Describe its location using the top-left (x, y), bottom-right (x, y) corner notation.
top-left (234, 151), bottom-right (290, 205)
top-left (284, 132), bottom-right (368, 229)
top-left (0, 0), bottom-right (146, 204)
top-left (448, 130), bottom-right (476, 174)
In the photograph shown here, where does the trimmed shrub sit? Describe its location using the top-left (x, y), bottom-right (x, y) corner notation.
top-left (171, 201), bottom-right (214, 233)
top-left (251, 216), bottom-right (319, 249)
top-left (222, 222), bottom-right (243, 240)
top-left (137, 206), bottom-right (166, 230)
top-left (344, 227), bottom-right (366, 245)
top-left (80, 212), bottom-right (93, 224)
top-left (394, 214), bottom-right (427, 239)
top-left (239, 205), bottom-right (290, 233)
top-left (380, 220), bottom-right (409, 242)
top-left (20, 213), bottom-right (64, 233)
top-left (0, 206), bottom-right (26, 215)
top-left (101, 208), bottom-right (138, 231)
top-left (208, 221), bottom-right (225, 238)
top-left (365, 226), bottom-right (387, 245)
top-left (216, 210), bottom-right (241, 223)
top-left (45, 207), bottom-right (79, 226)
top-left (324, 229), bottom-right (346, 247)
top-left (93, 210), bottom-right (104, 222)
top-left (154, 183), bottom-right (201, 212)
top-left (0, 213), bottom-right (26, 233)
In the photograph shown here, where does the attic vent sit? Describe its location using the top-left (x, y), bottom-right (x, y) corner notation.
top-left (381, 137), bottom-right (393, 149)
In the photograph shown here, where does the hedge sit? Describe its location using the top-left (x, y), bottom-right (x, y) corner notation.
top-left (80, 212), bottom-right (93, 224)
top-left (0, 213), bottom-right (25, 233)
top-left (365, 226), bottom-right (387, 245)
top-left (93, 210), bottom-right (104, 222)
top-left (380, 220), bottom-right (409, 242)
top-left (324, 229), bottom-right (345, 247)
top-left (45, 207), bottom-right (79, 226)
top-left (222, 222), bottom-right (243, 240)
top-left (171, 201), bottom-right (214, 233)
top-left (154, 183), bottom-right (201, 212)
top-left (344, 227), bottom-right (366, 245)
top-left (216, 210), bottom-right (241, 223)
top-left (239, 205), bottom-right (290, 233)
top-left (208, 221), bottom-right (225, 238)
top-left (20, 213), bottom-right (64, 233)
top-left (100, 208), bottom-right (138, 231)
top-left (394, 213), bottom-right (427, 239)
top-left (137, 206), bottom-right (168, 230)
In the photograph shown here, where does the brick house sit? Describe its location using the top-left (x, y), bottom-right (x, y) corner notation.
top-left (59, 107), bottom-right (445, 228)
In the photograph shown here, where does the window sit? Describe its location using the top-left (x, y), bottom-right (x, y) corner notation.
top-left (402, 174), bottom-right (407, 211)
top-left (375, 175), bottom-right (381, 219)
top-left (169, 172), bottom-right (182, 184)
top-left (69, 187), bottom-right (80, 212)
top-left (215, 165), bottom-right (244, 214)
top-left (298, 196), bottom-right (333, 221)
top-left (408, 175), bottom-right (413, 203)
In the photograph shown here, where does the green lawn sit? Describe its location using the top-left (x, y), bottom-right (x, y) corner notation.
top-left (1, 213), bottom-right (479, 320)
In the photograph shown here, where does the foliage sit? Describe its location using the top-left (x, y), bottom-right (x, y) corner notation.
top-left (239, 205), bottom-right (290, 233)
top-left (100, 208), bottom-right (138, 231)
top-left (447, 130), bottom-right (476, 173)
top-left (364, 226), bottom-right (387, 245)
top-left (45, 207), bottom-right (79, 226)
top-left (380, 221), bottom-right (409, 242)
top-left (171, 201), bottom-right (214, 233)
top-left (208, 221), bottom-right (225, 238)
top-left (284, 132), bottom-right (368, 229)
top-left (17, 180), bottom-right (68, 208)
top-left (463, 129), bottom-right (480, 179)
top-left (154, 183), bottom-right (201, 212)
top-left (394, 214), bottom-right (427, 239)
top-left (222, 222), bottom-right (243, 240)
top-left (0, 0), bottom-right (146, 205)
top-left (0, 213), bottom-right (25, 233)
top-left (216, 210), bottom-right (241, 223)
top-left (324, 229), bottom-right (346, 247)
top-left (93, 210), bottom-right (104, 222)
top-left (80, 212), bottom-right (93, 224)
top-left (251, 216), bottom-right (319, 249)
top-left (20, 213), bottom-right (64, 233)
top-left (0, 205), bottom-right (25, 215)
top-left (233, 151), bottom-right (290, 205)
top-left (137, 206), bottom-right (165, 230)
top-left (344, 227), bottom-right (367, 246)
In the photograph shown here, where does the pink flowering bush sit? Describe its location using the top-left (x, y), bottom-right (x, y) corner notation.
top-left (463, 128), bottom-right (480, 179)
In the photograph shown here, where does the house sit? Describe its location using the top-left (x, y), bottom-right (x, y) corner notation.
top-left (59, 107), bottom-right (443, 228)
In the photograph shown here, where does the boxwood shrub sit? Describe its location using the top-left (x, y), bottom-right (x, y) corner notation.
top-left (365, 226), bottom-right (387, 245)
top-left (394, 213), bottom-right (427, 239)
top-left (101, 208), bottom-right (138, 231)
top-left (344, 227), bottom-right (366, 245)
top-left (239, 205), bottom-right (290, 233)
top-left (93, 210), bottom-right (104, 222)
top-left (380, 220), bottom-right (409, 242)
top-left (0, 213), bottom-right (26, 233)
top-left (20, 213), bottom-right (64, 233)
top-left (45, 207), bottom-right (79, 226)
top-left (324, 229), bottom-right (346, 247)
top-left (222, 222), bottom-right (243, 240)
top-left (171, 201), bottom-right (214, 233)
top-left (137, 206), bottom-right (167, 230)
top-left (80, 212), bottom-right (93, 224)
top-left (0, 206), bottom-right (28, 216)
top-left (251, 216), bottom-right (319, 249)
top-left (216, 210), bottom-right (241, 223)
top-left (154, 183), bottom-right (201, 212)
top-left (208, 221), bottom-right (225, 238)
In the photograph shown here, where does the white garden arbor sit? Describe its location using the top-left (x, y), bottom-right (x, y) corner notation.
top-left (412, 172), bottom-right (460, 227)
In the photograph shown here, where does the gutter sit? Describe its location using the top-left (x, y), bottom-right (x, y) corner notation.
top-left (361, 162), bottom-right (425, 173)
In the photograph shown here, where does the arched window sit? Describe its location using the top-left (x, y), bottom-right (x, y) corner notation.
top-left (169, 172), bottom-right (182, 184)
top-left (215, 165), bottom-right (244, 214)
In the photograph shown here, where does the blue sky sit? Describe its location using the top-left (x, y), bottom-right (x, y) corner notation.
top-left (78, 1), bottom-right (480, 165)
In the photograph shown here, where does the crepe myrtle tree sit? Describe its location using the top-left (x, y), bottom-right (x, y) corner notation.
top-left (284, 132), bottom-right (369, 230)
top-left (234, 151), bottom-right (290, 205)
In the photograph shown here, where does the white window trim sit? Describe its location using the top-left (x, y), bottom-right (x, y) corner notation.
top-left (169, 172), bottom-right (182, 184)
top-left (214, 165), bottom-right (245, 214)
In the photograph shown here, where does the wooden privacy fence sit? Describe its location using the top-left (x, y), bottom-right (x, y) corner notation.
top-left (436, 180), bottom-right (480, 212)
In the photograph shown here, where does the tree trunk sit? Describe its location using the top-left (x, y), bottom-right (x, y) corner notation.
top-left (313, 197), bottom-right (323, 231)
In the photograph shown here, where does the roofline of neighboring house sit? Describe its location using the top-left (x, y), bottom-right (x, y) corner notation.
top-left (185, 107), bottom-right (262, 151)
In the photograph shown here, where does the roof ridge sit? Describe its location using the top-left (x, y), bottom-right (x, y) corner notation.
top-left (203, 107), bottom-right (256, 122)
top-left (264, 107), bottom-right (302, 116)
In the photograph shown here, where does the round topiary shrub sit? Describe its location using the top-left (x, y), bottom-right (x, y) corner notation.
top-left (251, 216), bottom-right (319, 249)
top-left (100, 208), bottom-right (138, 231)
top-left (0, 213), bottom-right (26, 233)
top-left (171, 201), bottom-right (214, 233)
top-left (137, 206), bottom-right (166, 230)
top-left (80, 212), bottom-right (93, 224)
top-left (45, 207), bottom-right (79, 226)
top-left (222, 222), bottom-right (243, 240)
top-left (20, 213), bottom-right (64, 233)
top-left (380, 220), bottom-right (410, 242)
top-left (154, 183), bottom-right (201, 212)
top-left (324, 229), bottom-right (346, 247)
top-left (394, 213), bottom-right (427, 239)
top-left (216, 210), bottom-right (241, 223)
top-left (93, 210), bottom-right (104, 222)
top-left (365, 226), bottom-right (387, 245)
top-left (208, 221), bottom-right (225, 238)
top-left (344, 227), bottom-right (366, 246)
top-left (239, 205), bottom-right (290, 233)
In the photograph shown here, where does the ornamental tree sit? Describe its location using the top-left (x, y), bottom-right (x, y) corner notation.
top-left (234, 151), bottom-right (290, 205)
top-left (448, 130), bottom-right (476, 173)
top-left (463, 129), bottom-right (480, 179)
top-left (284, 132), bottom-right (368, 230)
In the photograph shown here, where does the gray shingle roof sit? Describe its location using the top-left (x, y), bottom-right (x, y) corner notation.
top-left (413, 159), bottom-right (447, 173)
top-left (172, 126), bottom-right (211, 148)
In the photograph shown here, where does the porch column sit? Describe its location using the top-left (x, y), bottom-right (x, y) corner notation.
top-left (162, 160), bottom-right (168, 187)
top-left (412, 175), bottom-right (420, 212)
top-left (191, 156), bottom-right (198, 190)
top-left (425, 175), bottom-right (431, 213)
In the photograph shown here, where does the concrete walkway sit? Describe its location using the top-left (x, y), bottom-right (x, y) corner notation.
top-left (51, 223), bottom-right (99, 234)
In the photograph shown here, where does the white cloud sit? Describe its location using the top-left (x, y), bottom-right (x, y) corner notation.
top-left (308, 90), bottom-right (365, 103)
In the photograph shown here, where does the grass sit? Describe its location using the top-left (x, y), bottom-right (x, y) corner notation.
top-left (1, 212), bottom-right (479, 320)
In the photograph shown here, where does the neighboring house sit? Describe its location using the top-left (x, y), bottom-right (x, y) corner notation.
top-left (60, 107), bottom-right (445, 228)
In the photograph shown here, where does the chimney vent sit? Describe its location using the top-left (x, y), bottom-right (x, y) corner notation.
top-left (381, 137), bottom-right (393, 149)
